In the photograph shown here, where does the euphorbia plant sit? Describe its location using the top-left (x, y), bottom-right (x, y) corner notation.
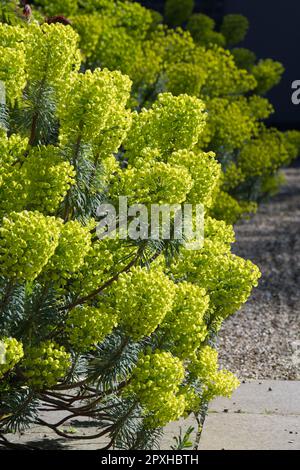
top-left (23, 0), bottom-right (300, 224)
top-left (0, 19), bottom-right (261, 449)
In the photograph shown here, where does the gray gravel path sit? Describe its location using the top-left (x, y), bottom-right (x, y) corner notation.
top-left (219, 167), bottom-right (300, 380)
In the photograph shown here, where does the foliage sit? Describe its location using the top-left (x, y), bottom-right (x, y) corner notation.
top-left (220, 14), bottom-right (249, 46)
top-left (21, 0), bottom-right (300, 224)
top-left (0, 18), bottom-right (261, 449)
top-left (164, 0), bottom-right (194, 27)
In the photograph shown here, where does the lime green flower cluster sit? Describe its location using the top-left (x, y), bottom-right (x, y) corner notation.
top-left (231, 47), bottom-right (257, 70)
top-left (22, 147), bottom-right (76, 213)
top-left (196, 45), bottom-right (257, 98)
top-left (0, 146), bottom-right (76, 216)
top-left (238, 129), bottom-right (292, 177)
top-left (164, 0), bottom-right (194, 27)
top-left (127, 350), bottom-right (186, 428)
top-left (0, 211), bottom-right (62, 281)
top-left (169, 150), bottom-right (221, 207)
top-left (0, 45), bottom-right (26, 105)
top-left (111, 161), bottom-right (193, 206)
top-left (23, 341), bottom-right (71, 389)
top-left (204, 216), bottom-right (235, 249)
top-left (220, 14), bottom-right (249, 47)
top-left (0, 24), bottom-right (27, 104)
top-left (187, 14), bottom-right (225, 47)
top-left (252, 59), bottom-right (285, 95)
top-left (0, 131), bottom-right (28, 189)
top-left (113, 146), bottom-right (221, 208)
top-left (190, 345), bottom-right (240, 401)
top-left (66, 306), bottom-right (118, 352)
top-left (0, 337), bottom-right (24, 378)
top-left (71, 14), bottom-right (102, 59)
top-left (24, 23), bottom-right (80, 93)
top-left (200, 96), bottom-right (273, 151)
top-left (58, 68), bottom-right (132, 148)
top-left (211, 191), bottom-right (258, 225)
top-left (125, 93), bottom-right (207, 161)
top-left (161, 282), bottom-right (209, 359)
top-left (46, 220), bottom-right (92, 281)
top-left (163, 62), bottom-right (207, 97)
top-left (170, 226), bottom-right (261, 324)
top-left (111, 267), bottom-right (176, 340)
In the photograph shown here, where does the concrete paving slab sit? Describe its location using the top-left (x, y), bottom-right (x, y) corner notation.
top-left (162, 380), bottom-right (300, 450)
top-left (198, 414), bottom-right (300, 450)
top-left (209, 380), bottom-right (300, 415)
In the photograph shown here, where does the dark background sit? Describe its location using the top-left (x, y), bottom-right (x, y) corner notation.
top-left (139, 0), bottom-right (300, 129)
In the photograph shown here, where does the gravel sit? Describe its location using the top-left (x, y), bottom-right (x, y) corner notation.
top-left (219, 167), bottom-right (300, 380)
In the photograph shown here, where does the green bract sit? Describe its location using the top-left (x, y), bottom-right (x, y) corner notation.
top-left (67, 306), bottom-right (118, 352)
top-left (0, 337), bottom-right (24, 378)
top-left (23, 341), bottom-right (71, 389)
top-left (111, 267), bottom-right (176, 340)
top-left (0, 211), bottom-right (62, 281)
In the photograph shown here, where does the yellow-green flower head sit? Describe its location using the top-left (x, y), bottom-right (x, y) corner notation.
top-left (58, 68), bottom-right (132, 146)
top-left (187, 13), bottom-right (226, 47)
top-left (0, 211), bottom-right (62, 281)
top-left (125, 93), bottom-right (207, 162)
top-left (110, 160), bottom-right (193, 206)
top-left (66, 305), bottom-right (118, 352)
top-left (24, 146), bottom-right (75, 212)
top-left (171, 247), bottom-right (261, 322)
top-left (0, 24), bottom-right (27, 105)
top-left (239, 128), bottom-right (292, 177)
top-left (0, 337), bottom-right (24, 378)
top-left (252, 59), bottom-right (284, 95)
top-left (190, 345), bottom-right (240, 401)
top-left (21, 146), bottom-right (75, 214)
top-left (0, 24), bottom-right (26, 48)
top-left (164, 62), bottom-right (207, 97)
top-left (72, 13), bottom-right (104, 59)
top-left (210, 191), bottom-right (258, 225)
top-left (24, 23), bottom-right (81, 93)
top-left (0, 132), bottom-right (28, 187)
top-left (111, 267), bottom-right (176, 340)
top-left (0, 45), bottom-right (27, 105)
top-left (200, 96), bottom-right (268, 151)
top-left (220, 14), bottom-right (249, 46)
top-left (46, 220), bottom-right (92, 280)
top-left (161, 282), bottom-right (209, 359)
top-left (169, 149), bottom-right (221, 207)
top-left (127, 350), bottom-right (186, 427)
top-left (196, 45), bottom-right (257, 98)
top-left (22, 341), bottom-right (71, 389)
top-left (0, 145), bottom-right (75, 216)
